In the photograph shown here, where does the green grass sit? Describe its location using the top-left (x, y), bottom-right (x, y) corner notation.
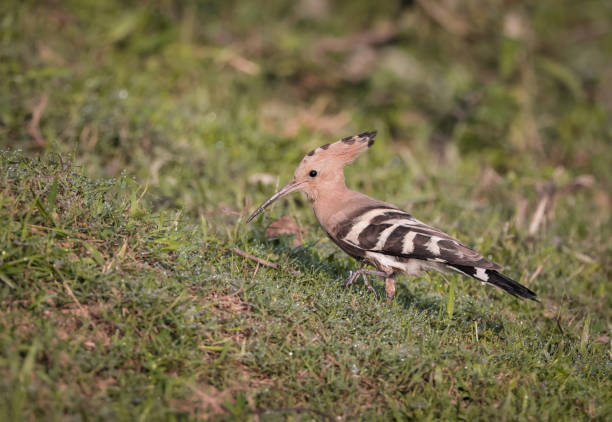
top-left (1, 0), bottom-right (611, 420)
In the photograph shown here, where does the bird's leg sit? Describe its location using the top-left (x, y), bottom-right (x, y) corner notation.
top-left (385, 276), bottom-right (396, 302)
top-left (343, 268), bottom-right (388, 291)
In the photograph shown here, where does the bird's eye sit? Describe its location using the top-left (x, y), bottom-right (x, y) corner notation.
top-left (309, 170), bottom-right (318, 177)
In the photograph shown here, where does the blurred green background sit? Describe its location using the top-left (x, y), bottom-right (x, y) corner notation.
top-left (1, 0), bottom-right (611, 420)
top-left (2, 0), bottom-right (611, 212)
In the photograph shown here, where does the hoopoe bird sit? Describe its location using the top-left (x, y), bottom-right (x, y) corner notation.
top-left (247, 131), bottom-right (538, 302)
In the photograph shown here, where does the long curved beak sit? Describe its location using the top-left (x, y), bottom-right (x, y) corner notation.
top-left (246, 180), bottom-right (304, 223)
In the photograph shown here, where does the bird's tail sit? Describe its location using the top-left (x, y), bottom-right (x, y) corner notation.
top-left (450, 265), bottom-right (539, 302)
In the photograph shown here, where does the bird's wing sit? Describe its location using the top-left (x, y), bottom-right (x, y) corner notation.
top-left (332, 205), bottom-right (502, 270)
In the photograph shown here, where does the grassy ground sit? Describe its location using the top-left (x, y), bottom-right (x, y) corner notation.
top-left (1, 0), bottom-right (611, 420)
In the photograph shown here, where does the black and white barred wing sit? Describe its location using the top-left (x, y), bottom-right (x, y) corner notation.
top-left (335, 206), bottom-right (502, 270)
top-left (332, 205), bottom-right (538, 300)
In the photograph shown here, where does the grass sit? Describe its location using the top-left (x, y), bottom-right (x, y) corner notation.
top-left (1, 0), bottom-right (611, 420)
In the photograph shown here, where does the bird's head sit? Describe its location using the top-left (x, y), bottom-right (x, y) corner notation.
top-left (247, 131), bottom-right (376, 223)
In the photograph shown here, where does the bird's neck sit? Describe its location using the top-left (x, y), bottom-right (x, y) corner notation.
top-left (311, 179), bottom-right (367, 231)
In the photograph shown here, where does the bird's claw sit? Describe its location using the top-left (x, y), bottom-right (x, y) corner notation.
top-left (343, 270), bottom-right (377, 295)
top-left (361, 274), bottom-right (376, 294)
top-left (343, 271), bottom-right (358, 288)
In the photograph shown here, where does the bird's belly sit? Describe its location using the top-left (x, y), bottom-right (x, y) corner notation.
top-left (365, 251), bottom-right (446, 275)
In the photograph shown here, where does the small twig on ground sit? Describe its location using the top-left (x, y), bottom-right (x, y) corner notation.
top-left (28, 94), bottom-right (49, 148)
top-left (231, 248), bottom-right (300, 275)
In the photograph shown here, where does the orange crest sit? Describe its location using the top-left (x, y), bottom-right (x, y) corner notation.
top-left (300, 131), bottom-right (377, 169)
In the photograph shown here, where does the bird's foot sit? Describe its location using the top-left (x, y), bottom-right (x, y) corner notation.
top-left (343, 271), bottom-right (359, 288)
top-left (343, 268), bottom-right (389, 293)
top-left (361, 274), bottom-right (376, 294)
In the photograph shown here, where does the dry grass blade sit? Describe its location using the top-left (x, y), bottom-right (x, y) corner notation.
top-left (314, 21), bottom-right (398, 54)
top-left (528, 265), bottom-right (544, 285)
top-left (528, 191), bottom-right (551, 237)
top-left (515, 196), bottom-right (529, 229)
top-left (28, 94), bottom-right (49, 148)
top-left (528, 175), bottom-right (596, 237)
top-left (416, 0), bottom-right (470, 37)
top-left (472, 166), bottom-right (501, 202)
top-left (231, 248), bottom-right (300, 275)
